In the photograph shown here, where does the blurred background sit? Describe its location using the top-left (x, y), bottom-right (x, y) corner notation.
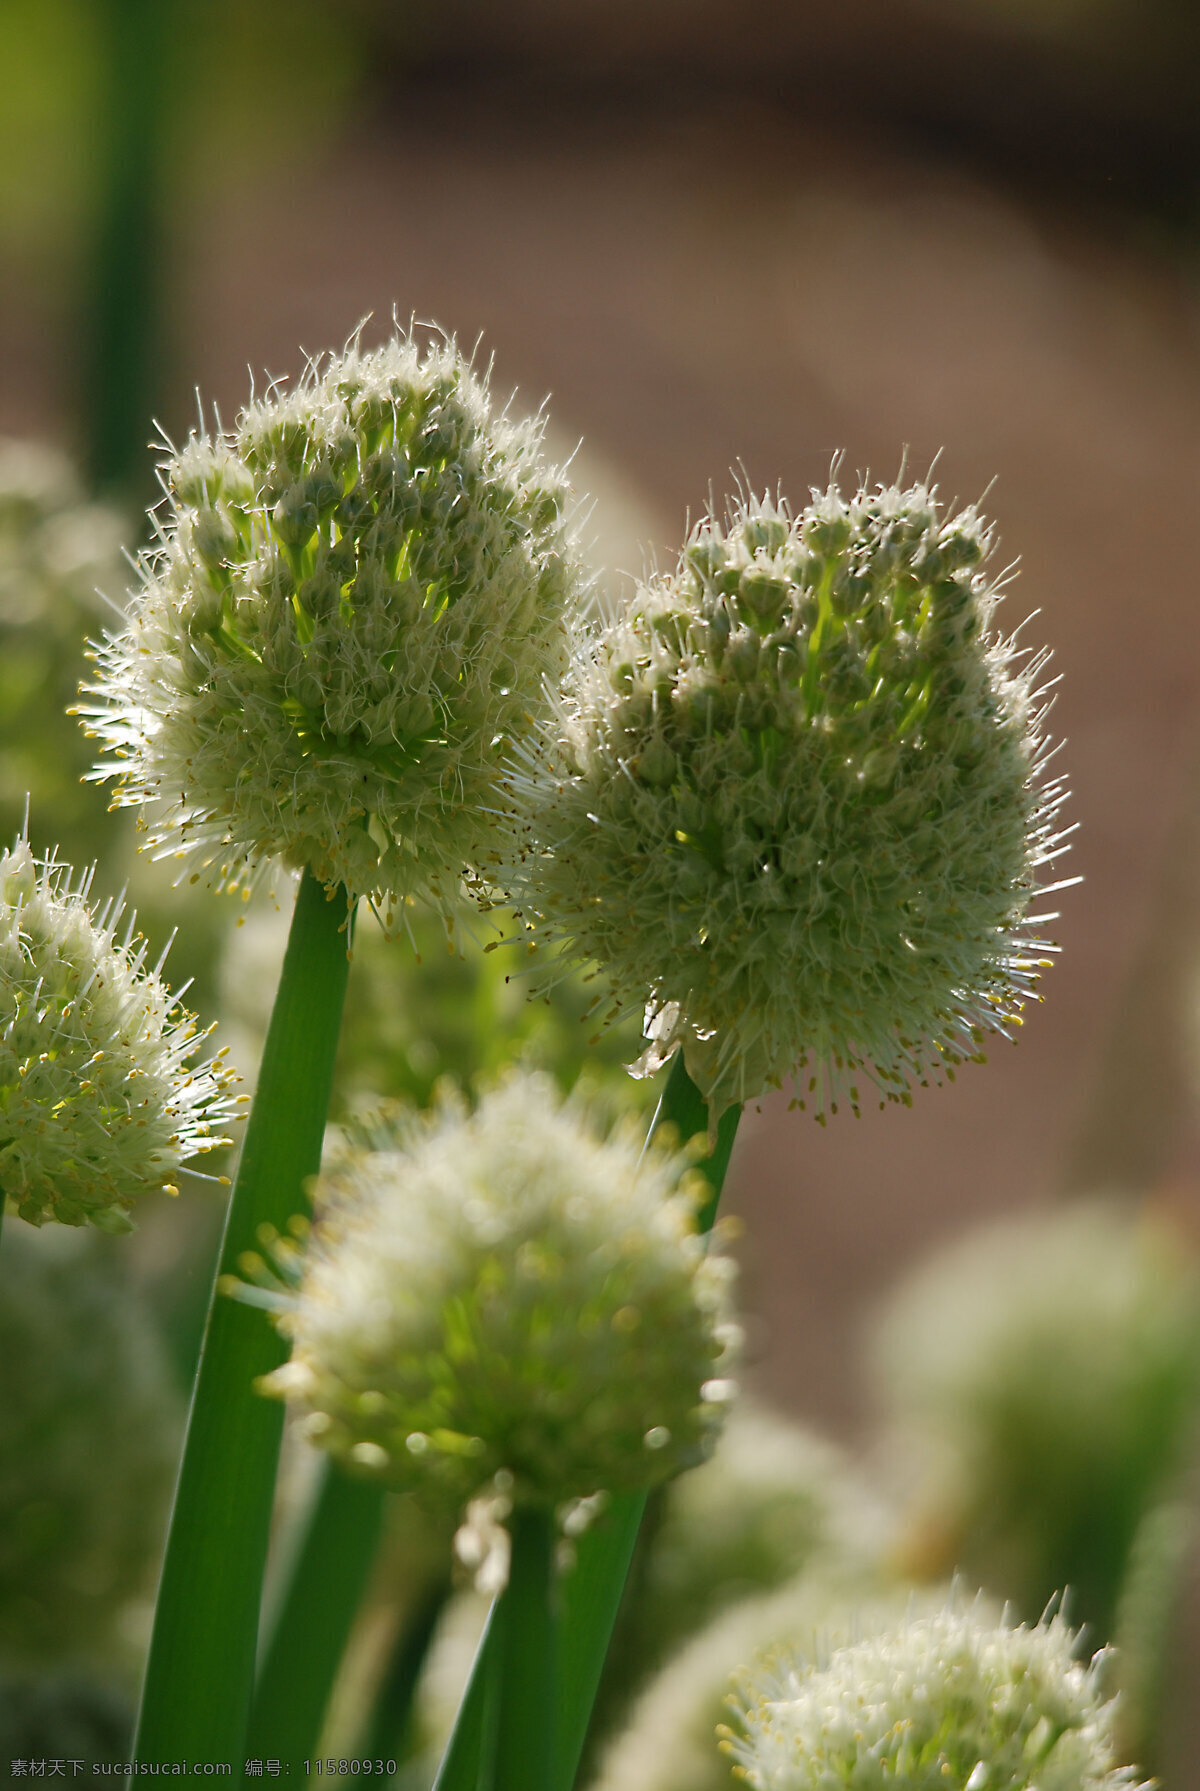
top-left (3, 0), bottom-right (1200, 1777)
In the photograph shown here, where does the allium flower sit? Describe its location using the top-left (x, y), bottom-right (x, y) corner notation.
top-left (505, 480), bottom-right (1070, 1116)
top-left (726, 1607), bottom-right (1146, 1791)
top-left (0, 837), bottom-right (239, 1230)
top-left (256, 1073), bottom-right (740, 1513)
top-left (872, 1200), bottom-right (1200, 1638)
top-left (0, 1219), bottom-right (182, 1667)
top-left (592, 1580), bottom-right (957, 1791)
top-left (79, 329), bottom-right (583, 911)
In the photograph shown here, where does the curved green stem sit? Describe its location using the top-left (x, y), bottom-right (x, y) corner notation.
top-left (247, 1464), bottom-right (387, 1767)
top-left (134, 870), bottom-right (352, 1769)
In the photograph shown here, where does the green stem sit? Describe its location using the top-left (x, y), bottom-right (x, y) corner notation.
top-left (246, 1464), bottom-right (387, 1767)
top-left (554, 1490), bottom-right (647, 1784)
top-left (494, 1507), bottom-right (557, 1791)
top-left (134, 870), bottom-right (352, 1769)
top-left (433, 1053), bottom-right (741, 1791)
top-left (432, 1602), bottom-right (500, 1791)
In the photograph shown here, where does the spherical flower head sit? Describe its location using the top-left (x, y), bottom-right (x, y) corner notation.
top-left (0, 1219), bottom-right (182, 1667)
top-left (872, 1200), bottom-right (1200, 1633)
top-left (593, 1583), bottom-right (967, 1791)
top-left (727, 1607), bottom-right (1146, 1791)
top-left (506, 480), bottom-right (1068, 1117)
top-left (80, 329), bottom-right (584, 910)
top-left (0, 837), bottom-right (239, 1230)
top-left (259, 1073), bottom-right (740, 1512)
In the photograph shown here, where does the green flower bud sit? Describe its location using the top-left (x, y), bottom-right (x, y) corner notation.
top-left (80, 330), bottom-right (585, 910)
top-left (726, 1606), bottom-right (1146, 1791)
top-left (257, 1074), bottom-right (740, 1513)
top-left (505, 480), bottom-right (1070, 1118)
top-left (0, 837), bottom-right (239, 1230)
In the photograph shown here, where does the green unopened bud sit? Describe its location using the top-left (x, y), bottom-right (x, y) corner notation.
top-left (504, 478), bottom-right (1070, 1119)
top-left (80, 329), bottom-right (585, 909)
top-left (257, 1073), bottom-right (740, 1514)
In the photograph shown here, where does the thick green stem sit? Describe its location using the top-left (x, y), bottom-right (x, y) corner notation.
top-left (495, 1507), bottom-right (557, 1791)
top-left (434, 1053), bottom-right (741, 1791)
top-left (247, 1463), bottom-right (387, 1767)
top-left (134, 870), bottom-right (351, 1769)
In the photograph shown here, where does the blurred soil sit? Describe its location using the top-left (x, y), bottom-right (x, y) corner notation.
top-left (4, 25), bottom-right (1200, 1434)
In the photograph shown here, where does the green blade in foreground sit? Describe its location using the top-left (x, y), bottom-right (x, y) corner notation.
top-left (134, 870), bottom-right (351, 1769)
top-left (432, 1053), bottom-right (741, 1791)
top-left (494, 1506), bottom-right (557, 1791)
top-left (247, 1464), bottom-right (387, 1767)
top-left (432, 1602), bottom-right (500, 1791)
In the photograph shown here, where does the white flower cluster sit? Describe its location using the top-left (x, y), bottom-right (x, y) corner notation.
top-left (594, 1582), bottom-right (958, 1791)
top-left (0, 839), bottom-right (239, 1230)
top-left (81, 329), bottom-right (583, 911)
top-left (259, 1073), bottom-right (740, 1512)
top-left (726, 1608), bottom-right (1145, 1791)
top-left (505, 483), bottom-right (1069, 1117)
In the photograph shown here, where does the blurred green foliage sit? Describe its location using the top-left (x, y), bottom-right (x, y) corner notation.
top-left (221, 896), bottom-right (656, 1124)
top-left (0, 1670), bottom-right (133, 1766)
top-left (0, 0), bottom-right (363, 257)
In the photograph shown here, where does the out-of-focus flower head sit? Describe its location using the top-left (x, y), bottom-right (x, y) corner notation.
top-left (0, 835), bottom-right (240, 1231)
top-left (872, 1199), bottom-right (1200, 1638)
top-left (79, 327), bottom-right (585, 912)
top-left (504, 478), bottom-right (1070, 1119)
top-left (0, 438), bottom-right (125, 632)
top-left (250, 1072), bottom-right (740, 1517)
top-left (0, 1220), bottom-right (182, 1669)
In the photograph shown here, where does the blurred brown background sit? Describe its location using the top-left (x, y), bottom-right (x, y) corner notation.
top-left (3, 0), bottom-right (1200, 1433)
